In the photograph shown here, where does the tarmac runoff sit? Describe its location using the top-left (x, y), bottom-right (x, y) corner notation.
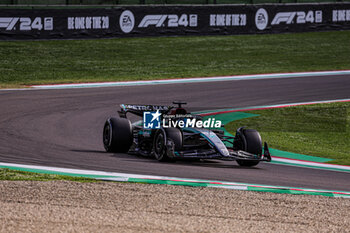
top-left (3, 97), bottom-right (350, 193)
top-left (1, 72), bottom-right (349, 197)
top-left (1, 100), bottom-right (349, 196)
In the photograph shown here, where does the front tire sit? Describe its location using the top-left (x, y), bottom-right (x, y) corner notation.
top-left (103, 117), bottom-right (133, 153)
top-left (234, 129), bottom-right (262, 167)
top-left (153, 128), bottom-right (183, 162)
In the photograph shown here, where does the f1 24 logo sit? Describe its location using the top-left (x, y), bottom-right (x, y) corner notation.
top-left (271, 11), bottom-right (322, 25)
top-left (0, 17), bottom-right (53, 31)
top-left (138, 14), bottom-right (197, 28)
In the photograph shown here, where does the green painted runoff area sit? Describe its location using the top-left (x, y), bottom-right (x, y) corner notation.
top-left (203, 111), bottom-right (333, 162)
top-left (225, 102), bottom-right (350, 165)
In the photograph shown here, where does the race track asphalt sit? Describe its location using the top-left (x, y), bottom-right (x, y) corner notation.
top-left (0, 74), bottom-right (350, 191)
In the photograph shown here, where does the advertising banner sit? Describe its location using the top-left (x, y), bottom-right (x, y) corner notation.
top-left (0, 3), bottom-right (350, 40)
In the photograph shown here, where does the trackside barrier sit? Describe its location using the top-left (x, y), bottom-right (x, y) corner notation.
top-left (0, 3), bottom-right (350, 40)
top-left (3, 0), bottom-right (350, 5)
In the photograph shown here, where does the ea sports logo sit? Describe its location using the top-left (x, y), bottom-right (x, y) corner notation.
top-left (119, 10), bottom-right (135, 33)
top-left (255, 8), bottom-right (268, 30)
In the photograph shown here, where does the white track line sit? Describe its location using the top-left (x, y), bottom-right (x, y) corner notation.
top-left (2, 70), bottom-right (350, 91)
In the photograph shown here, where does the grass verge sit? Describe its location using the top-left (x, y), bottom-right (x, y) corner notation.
top-left (225, 102), bottom-right (350, 165)
top-left (0, 168), bottom-right (96, 182)
top-left (1, 31), bottom-right (350, 88)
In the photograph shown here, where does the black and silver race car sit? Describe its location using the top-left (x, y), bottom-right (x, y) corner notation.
top-left (103, 102), bottom-right (271, 167)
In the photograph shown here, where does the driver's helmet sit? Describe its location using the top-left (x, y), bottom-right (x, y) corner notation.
top-left (170, 108), bottom-right (187, 115)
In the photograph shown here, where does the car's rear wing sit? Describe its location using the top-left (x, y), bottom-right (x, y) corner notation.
top-left (118, 104), bottom-right (173, 117)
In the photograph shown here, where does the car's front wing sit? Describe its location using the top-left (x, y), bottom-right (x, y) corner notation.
top-left (170, 142), bottom-right (272, 162)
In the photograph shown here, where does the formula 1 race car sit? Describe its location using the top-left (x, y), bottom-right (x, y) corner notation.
top-left (103, 102), bottom-right (271, 167)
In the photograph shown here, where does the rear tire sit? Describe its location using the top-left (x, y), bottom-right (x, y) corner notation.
top-left (103, 117), bottom-right (133, 153)
top-left (235, 129), bottom-right (262, 167)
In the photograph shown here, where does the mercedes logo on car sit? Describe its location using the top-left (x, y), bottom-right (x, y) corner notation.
top-left (255, 8), bottom-right (269, 30)
top-left (119, 10), bottom-right (135, 33)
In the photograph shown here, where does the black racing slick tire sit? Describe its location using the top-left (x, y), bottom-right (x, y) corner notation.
top-left (164, 128), bottom-right (183, 151)
top-left (235, 129), bottom-right (262, 167)
top-left (153, 128), bottom-right (183, 162)
top-left (103, 117), bottom-right (133, 153)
